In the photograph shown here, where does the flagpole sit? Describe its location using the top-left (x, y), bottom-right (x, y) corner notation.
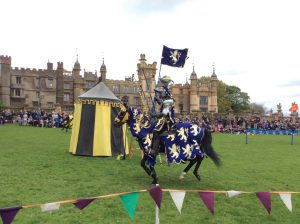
top-left (152, 62), bottom-right (163, 115)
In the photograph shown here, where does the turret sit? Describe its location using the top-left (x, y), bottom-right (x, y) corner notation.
top-left (0, 55), bottom-right (12, 107)
top-left (100, 58), bottom-right (107, 82)
top-left (56, 62), bottom-right (64, 106)
top-left (72, 56), bottom-right (81, 77)
top-left (137, 54), bottom-right (157, 113)
top-left (210, 63), bottom-right (218, 113)
top-left (47, 60), bottom-right (53, 70)
top-left (189, 66), bottom-right (199, 113)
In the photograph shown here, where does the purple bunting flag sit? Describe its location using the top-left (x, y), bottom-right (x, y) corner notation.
top-left (73, 198), bottom-right (96, 210)
top-left (198, 192), bottom-right (215, 215)
top-left (147, 185), bottom-right (163, 208)
top-left (0, 206), bottom-right (22, 224)
top-left (256, 192), bottom-right (271, 214)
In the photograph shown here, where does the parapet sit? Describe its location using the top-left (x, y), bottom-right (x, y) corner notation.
top-left (0, 55), bottom-right (12, 65)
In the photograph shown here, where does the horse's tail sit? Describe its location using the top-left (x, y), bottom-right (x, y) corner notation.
top-left (201, 129), bottom-right (221, 167)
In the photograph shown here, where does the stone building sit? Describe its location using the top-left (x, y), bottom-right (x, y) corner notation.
top-left (0, 54), bottom-right (218, 114)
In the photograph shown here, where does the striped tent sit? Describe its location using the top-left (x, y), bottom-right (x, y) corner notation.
top-left (69, 82), bottom-right (129, 156)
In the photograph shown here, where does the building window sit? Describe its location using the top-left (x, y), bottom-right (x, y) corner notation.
top-left (134, 97), bottom-right (140, 106)
top-left (47, 102), bottom-right (54, 108)
top-left (64, 93), bottom-right (70, 102)
top-left (85, 82), bottom-right (94, 89)
top-left (200, 107), bottom-right (208, 112)
top-left (32, 101), bottom-right (39, 107)
top-left (179, 104), bottom-right (184, 113)
top-left (123, 86), bottom-right (128, 93)
top-left (48, 79), bottom-right (53, 87)
top-left (15, 89), bottom-right (21, 96)
top-left (146, 79), bottom-right (151, 90)
top-left (64, 83), bottom-right (70, 89)
top-left (36, 78), bottom-right (40, 88)
top-left (16, 77), bottom-right (21, 84)
top-left (112, 85), bottom-right (119, 92)
top-left (36, 91), bottom-right (40, 98)
top-left (200, 96), bottom-right (208, 106)
top-left (133, 86), bottom-right (138, 93)
top-left (180, 89), bottom-right (183, 95)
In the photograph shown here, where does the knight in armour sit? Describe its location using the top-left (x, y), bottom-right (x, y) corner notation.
top-left (150, 76), bottom-right (176, 157)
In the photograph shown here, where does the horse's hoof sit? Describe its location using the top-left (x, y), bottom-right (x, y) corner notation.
top-left (179, 172), bottom-right (186, 181)
top-left (151, 180), bottom-right (159, 185)
top-left (193, 172), bottom-right (201, 181)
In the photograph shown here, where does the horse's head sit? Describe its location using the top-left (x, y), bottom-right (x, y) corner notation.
top-left (114, 103), bottom-right (130, 127)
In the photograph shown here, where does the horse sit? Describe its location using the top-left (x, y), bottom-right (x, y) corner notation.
top-left (114, 104), bottom-right (221, 185)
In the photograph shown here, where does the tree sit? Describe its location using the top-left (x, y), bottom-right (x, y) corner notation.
top-left (249, 103), bottom-right (266, 115)
top-left (217, 81), bottom-right (250, 113)
top-left (198, 77), bottom-right (251, 113)
top-left (217, 81), bottom-right (231, 113)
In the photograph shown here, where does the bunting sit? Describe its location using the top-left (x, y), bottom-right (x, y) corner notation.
top-left (198, 192), bottom-right (215, 215)
top-left (40, 202), bottom-right (60, 212)
top-left (0, 207), bottom-right (22, 224)
top-left (227, 190), bottom-right (242, 198)
top-left (256, 192), bottom-right (271, 214)
top-left (279, 193), bottom-right (292, 212)
top-left (169, 191), bottom-right (186, 214)
top-left (147, 185), bottom-right (163, 208)
top-left (120, 192), bottom-right (139, 220)
top-left (0, 189), bottom-right (300, 223)
top-left (73, 198), bottom-right (95, 210)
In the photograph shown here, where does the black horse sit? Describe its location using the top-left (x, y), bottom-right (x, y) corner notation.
top-left (114, 104), bottom-right (221, 184)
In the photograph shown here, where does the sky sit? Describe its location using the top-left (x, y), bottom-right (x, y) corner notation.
top-left (1, 0), bottom-right (300, 115)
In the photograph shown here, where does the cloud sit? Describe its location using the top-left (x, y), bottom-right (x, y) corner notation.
top-left (277, 80), bottom-right (300, 87)
top-left (123, 0), bottom-right (193, 15)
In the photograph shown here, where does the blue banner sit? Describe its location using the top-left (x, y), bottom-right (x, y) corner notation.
top-left (246, 129), bottom-right (299, 135)
top-left (161, 45), bottom-right (188, 67)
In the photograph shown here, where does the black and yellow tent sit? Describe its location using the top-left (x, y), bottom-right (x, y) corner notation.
top-left (69, 82), bottom-right (129, 156)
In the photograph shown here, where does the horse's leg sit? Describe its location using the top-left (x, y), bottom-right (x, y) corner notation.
top-left (149, 164), bottom-right (158, 185)
top-left (179, 158), bottom-right (198, 180)
top-left (140, 156), bottom-right (152, 176)
top-left (192, 156), bottom-right (204, 181)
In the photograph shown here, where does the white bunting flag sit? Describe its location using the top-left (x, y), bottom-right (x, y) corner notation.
top-left (227, 190), bottom-right (242, 198)
top-left (169, 191), bottom-right (186, 214)
top-left (40, 202), bottom-right (61, 212)
top-left (279, 193), bottom-right (292, 212)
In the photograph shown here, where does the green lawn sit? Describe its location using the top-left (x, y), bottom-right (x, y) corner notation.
top-left (0, 124), bottom-right (299, 223)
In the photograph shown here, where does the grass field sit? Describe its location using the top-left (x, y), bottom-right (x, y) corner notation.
top-left (0, 124), bottom-right (299, 224)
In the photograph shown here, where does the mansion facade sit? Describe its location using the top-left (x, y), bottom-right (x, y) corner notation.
top-left (0, 54), bottom-right (218, 114)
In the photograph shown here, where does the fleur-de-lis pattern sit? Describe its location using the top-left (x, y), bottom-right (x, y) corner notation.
top-left (115, 106), bottom-right (205, 165)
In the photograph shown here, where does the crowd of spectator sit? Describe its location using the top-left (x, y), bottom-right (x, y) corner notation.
top-left (1, 109), bottom-right (299, 135)
top-left (176, 115), bottom-right (300, 134)
top-left (0, 110), bottom-right (71, 128)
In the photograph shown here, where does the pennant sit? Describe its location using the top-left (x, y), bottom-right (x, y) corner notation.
top-left (161, 45), bottom-right (188, 67)
top-left (147, 185), bottom-right (163, 208)
top-left (0, 206), bottom-right (22, 224)
top-left (169, 191), bottom-right (186, 214)
top-left (279, 193), bottom-right (292, 212)
top-left (40, 202), bottom-right (60, 212)
top-left (73, 198), bottom-right (95, 210)
top-left (256, 192), bottom-right (271, 214)
top-left (227, 190), bottom-right (242, 198)
top-left (198, 192), bottom-right (215, 215)
top-left (120, 192), bottom-right (139, 220)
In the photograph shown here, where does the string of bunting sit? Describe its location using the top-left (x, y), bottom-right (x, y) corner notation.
top-left (1, 186), bottom-right (300, 224)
